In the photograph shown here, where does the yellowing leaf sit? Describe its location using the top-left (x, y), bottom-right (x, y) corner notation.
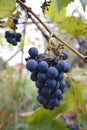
top-left (0, 0), bottom-right (16, 19)
top-left (59, 16), bottom-right (87, 36)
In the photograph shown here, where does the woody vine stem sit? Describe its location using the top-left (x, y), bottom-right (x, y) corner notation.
top-left (16, 0), bottom-right (87, 63)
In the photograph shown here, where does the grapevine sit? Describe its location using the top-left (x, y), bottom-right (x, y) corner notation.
top-left (1, 0), bottom-right (87, 130)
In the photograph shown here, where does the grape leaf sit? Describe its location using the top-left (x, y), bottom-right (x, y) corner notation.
top-left (54, 0), bottom-right (74, 12)
top-left (59, 16), bottom-right (87, 36)
top-left (27, 120), bottom-right (68, 130)
top-left (80, 0), bottom-right (87, 10)
top-left (70, 68), bottom-right (87, 84)
top-left (0, 0), bottom-right (16, 19)
top-left (25, 106), bottom-right (68, 130)
top-left (45, 0), bottom-right (66, 22)
top-left (80, 114), bottom-right (87, 130)
top-left (25, 105), bottom-right (67, 124)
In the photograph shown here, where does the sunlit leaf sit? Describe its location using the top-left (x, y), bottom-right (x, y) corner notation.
top-left (0, 0), bottom-right (16, 19)
top-left (59, 16), bottom-right (87, 36)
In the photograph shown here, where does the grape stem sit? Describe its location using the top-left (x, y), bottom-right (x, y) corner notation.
top-left (16, 0), bottom-right (87, 63)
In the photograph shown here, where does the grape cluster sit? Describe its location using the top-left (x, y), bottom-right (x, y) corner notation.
top-left (63, 113), bottom-right (79, 130)
top-left (5, 31), bottom-right (22, 46)
top-left (26, 47), bottom-right (70, 110)
top-left (66, 123), bottom-right (79, 130)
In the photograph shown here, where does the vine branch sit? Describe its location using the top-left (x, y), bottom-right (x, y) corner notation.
top-left (16, 0), bottom-right (87, 63)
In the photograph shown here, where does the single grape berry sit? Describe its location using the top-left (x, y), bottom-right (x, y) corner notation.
top-left (37, 72), bottom-right (47, 82)
top-left (37, 94), bottom-right (48, 105)
top-left (46, 79), bottom-right (57, 89)
top-left (13, 18), bottom-right (18, 24)
top-left (5, 31), bottom-right (11, 38)
top-left (38, 61), bottom-right (48, 72)
top-left (11, 40), bottom-right (17, 46)
top-left (62, 51), bottom-right (69, 60)
top-left (26, 59), bottom-right (38, 72)
top-left (30, 71), bottom-right (38, 81)
top-left (48, 98), bottom-right (60, 107)
top-left (41, 87), bottom-right (53, 96)
top-left (56, 72), bottom-right (64, 81)
top-left (28, 47), bottom-right (39, 58)
top-left (15, 33), bottom-right (22, 42)
top-left (47, 66), bottom-right (59, 79)
top-left (35, 80), bottom-right (45, 89)
top-left (54, 89), bottom-right (63, 100)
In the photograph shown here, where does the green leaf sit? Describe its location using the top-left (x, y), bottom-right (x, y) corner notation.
top-left (59, 16), bottom-right (87, 36)
top-left (45, 0), bottom-right (66, 22)
top-left (0, 0), bottom-right (16, 19)
top-left (80, 114), bottom-right (87, 130)
top-left (25, 104), bottom-right (67, 124)
top-left (80, 0), bottom-right (87, 10)
top-left (27, 120), bottom-right (68, 130)
top-left (25, 106), bottom-right (68, 130)
top-left (54, 0), bottom-right (74, 12)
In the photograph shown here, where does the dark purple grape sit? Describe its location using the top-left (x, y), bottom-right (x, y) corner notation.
top-left (59, 81), bottom-right (66, 93)
top-left (46, 79), bottom-right (57, 89)
top-left (62, 51), bottom-right (69, 60)
top-left (56, 60), bottom-right (70, 72)
top-left (11, 40), bottom-right (17, 46)
top-left (56, 72), bottom-right (64, 81)
top-left (63, 62), bottom-right (71, 73)
top-left (5, 31), bottom-right (11, 38)
top-left (38, 61), bottom-right (48, 72)
top-left (26, 59), bottom-right (38, 72)
top-left (47, 66), bottom-right (59, 79)
top-left (30, 71), bottom-right (38, 81)
top-left (43, 103), bottom-right (54, 110)
top-left (37, 94), bottom-right (48, 105)
top-left (41, 87), bottom-right (53, 96)
top-left (66, 81), bottom-right (71, 88)
top-left (15, 33), bottom-right (22, 42)
top-left (13, 18), bottom-right (18, 24)
top-left (39, 53), bottom-right (46, 58)
top-left (10, 32), bottom-right (16, 39)
top-left (6, 38), bottom-right (13, 43)
top-left (35, 80), bottom-right (45, 89)
top-left (49, 98), bottom-right (60, 107)
top-left (37, 72), bottom-right (47, 82)
top-left (56, 81), bottom-right (60, 89)
top-left (54, 89), bottom-right (63, 100)
top-left (28, 47), bottom-right (38, 58)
